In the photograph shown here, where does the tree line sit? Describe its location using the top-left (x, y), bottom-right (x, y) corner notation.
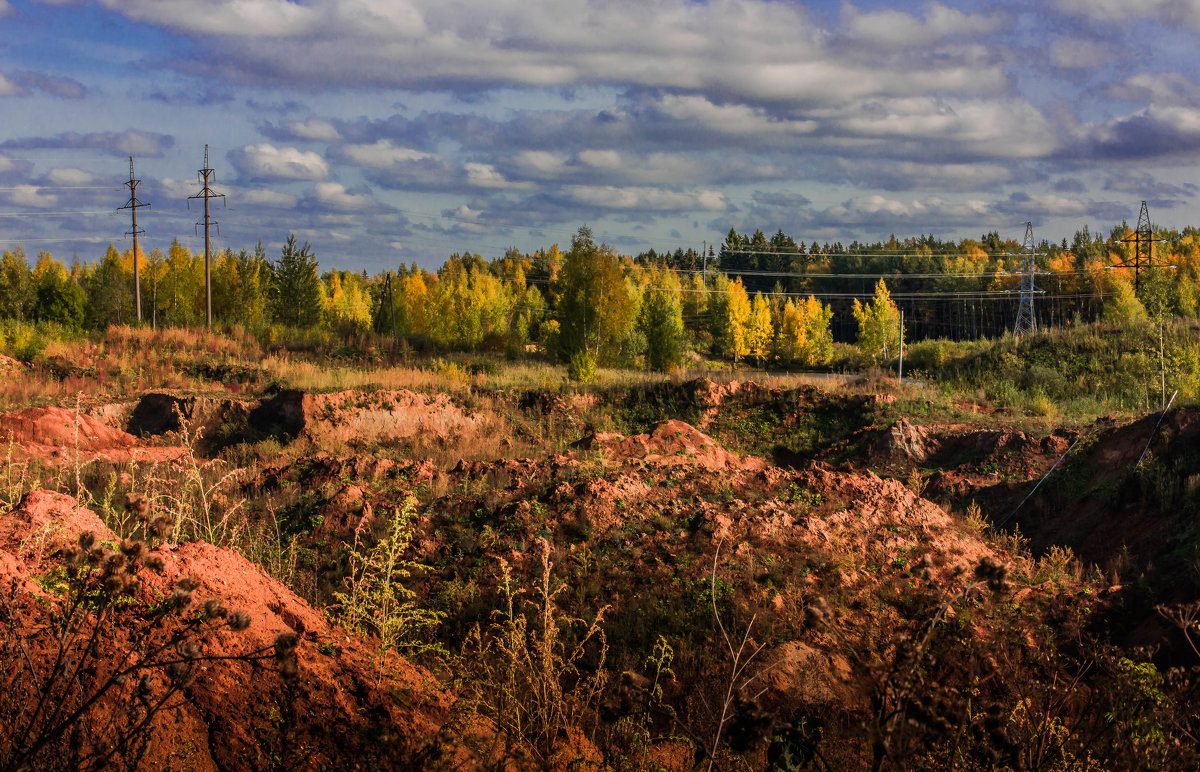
top-left (2, 221), bottom-right (1197, 374)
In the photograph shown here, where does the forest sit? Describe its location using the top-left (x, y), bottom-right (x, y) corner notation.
top-left (1, 221), bottom-right (1197, 378)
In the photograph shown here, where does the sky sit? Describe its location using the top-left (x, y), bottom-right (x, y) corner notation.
top-left (1, 0), bottom-right (1199, 271)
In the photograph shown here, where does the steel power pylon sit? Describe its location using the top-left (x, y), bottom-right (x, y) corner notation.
top-left (188, 145), bottom-right (225, 328)
top-left (117, 156), bottom-right (150, 323)
top-left (1114, 201), bottom-right (1165, 291)
top-left (1013, 221), bottom-right (1039, 337)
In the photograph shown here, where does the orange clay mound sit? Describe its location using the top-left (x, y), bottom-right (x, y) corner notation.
top-left (251, 388), bottom-right (493, 448)
top-left (580, 418), bottom-right (764, 471)
top-left (0, 405), bottom-right (187, 464)
top-left (0, 490), bottom-right (468, 770)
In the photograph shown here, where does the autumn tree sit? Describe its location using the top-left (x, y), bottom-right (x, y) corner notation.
top-left (553, 226), bottom-right (636, 366)
top-left (776, 296), bottom-right (834, 367)
top-left (1104, 276), bottom-right (1148, 325)
top-left (680, 271), bottom-right (709, 350)
top-left (746, 292), bottom-right (773, 365)
top-left (402, 272), bottom-right (429, 337)
top-left (324, 270), bottom-right (373, 337)
top-left (159, 240), bottom-right (204, 327)
top-left (30, 256), bottom-right (85, 329)
top-left (853, 279), bottom-right (902, 363)
top-left (707, 273), bottom-right (751, 360)
top-left (637, 268), bottom-right (684, 372)
top-left (425, 261), bottom-right (511, 350)
top-left (213, 245), bottom-right (269, 329)
top-left (0, 247), bottom-right (33, 321)
top-left (86, 244), bottom-right (130, 328)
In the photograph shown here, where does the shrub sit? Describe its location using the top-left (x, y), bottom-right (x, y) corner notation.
top-left (459, 539), bottom-right (609, 763)
top-left (332, 497), bottom-right (444, 676)
top-left (567, 349), bottom-right (598, 383)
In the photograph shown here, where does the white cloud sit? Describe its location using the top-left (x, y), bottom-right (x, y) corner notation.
top-left (578, 149), bottom-right (622, 169)
top-left (513, 150), bottom-right (568, 176)
top-left (0, 74), bottom-right (21, 96)
top-left (464, 162), bottom-right (529, 189)
top-left (104, 0), bottom-right (1009, 108)
top-left (230, 143), bottom-right (328, 180)
top-left (340, 139), bottom-right (434, 168)
top-left (1105, 73), bottom-right (1200, 105)
top-left (308, 182), bottom-right (374, 211)
top-left (281, 118), bottom-right (342, 141)
top-left (565, 185), bottom-right (728, 212)
top-left (447, 204), bottom-right (481, 221)
top-left (844, 2), bottom-right (1001, 48)
top-left (1053, 0), bottom-right (1200, 30)
top-left (98, 0), bottom-right (319, 37)
top-left (1015, 194), bottom-right (1088, 217)
top-left (835, 159), bottom-right (1012, 191)
top-left (822, 194), bottom-right (993, 225)
top-left (0, 1), bottom-right (11, 16)
top-left (239, 188), bottom-right (299, 208)
top-left (6, 185), bottom-right (59, 208)
top-left (836, 97), bottom-right (1058, 158)
top-left (654, 94), bottom-right (816, 136)
top-left (45, 168), bottom-right (97, 186)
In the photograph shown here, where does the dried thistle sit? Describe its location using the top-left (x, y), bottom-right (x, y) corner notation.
top-left (974, 556), bottom-right (1011, 593)
top-left (120, 538), bottom-right (145, 561)
top-left (227, 611), bottom-right (251, 631)
top-left (167, 660), bottom-right (195, 688)
top-left (202, 599), bottom-right (228, 620)
top-left (124, 493), bottom-right (150, 521)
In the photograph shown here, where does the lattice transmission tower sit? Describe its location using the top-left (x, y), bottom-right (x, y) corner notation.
top-left (1113, 200), bottom-right (1165, 291)
top-left (1013, 221), bottom-right (1039, 337)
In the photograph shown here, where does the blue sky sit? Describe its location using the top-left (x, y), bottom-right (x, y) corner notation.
top-left (1, 0), bottom-right (1199, 271)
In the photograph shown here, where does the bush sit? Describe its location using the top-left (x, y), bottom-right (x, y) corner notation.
top-left (567, 349), bottom-right (598, 383)
top-left (333, 497), bottom-right (444, 676)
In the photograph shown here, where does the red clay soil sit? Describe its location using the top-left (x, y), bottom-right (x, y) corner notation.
top-left (578, 419), bottom-right (766, 472)
top-left (0, 405), bottom-right (187, 464)
top-left (1014, 409), bottom-right (1200, 567)
top-left (0, 490), bottom-right (469, 770)
top-left (252, 388), bottom-right (494, 449)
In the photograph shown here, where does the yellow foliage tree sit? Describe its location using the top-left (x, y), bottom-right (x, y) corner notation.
top-left (776, 295), bottom-right (834, 367)
top-left (852, 279), bottom-right (901, 363)
top-left (724, 277), bottom-right (751, 361)
top-left (745, 293), bottom-right (773, 365)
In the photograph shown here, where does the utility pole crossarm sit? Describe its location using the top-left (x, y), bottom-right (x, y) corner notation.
top-left (188, 145), bottom-right (226, 329)
top-left (117, 156), bottom-right (151, 323)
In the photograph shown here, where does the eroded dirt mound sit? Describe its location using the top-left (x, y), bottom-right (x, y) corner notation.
top-left (869, 417), bottom-right (1071, 476)
top-left (1015, 408), bottom-right (1200, 568)
top-left (579, 419), bottom-right (764, 471)
top-left (127, 392), bottom-right (249, 442)
top-left (251, 388), bottom-right (492, 448)
top-left (0, 354), bottom-right (27, 374)
top-left (0, 405), bottom-right (188, 464)
top-left (0, 490), bottom-right (463, 770)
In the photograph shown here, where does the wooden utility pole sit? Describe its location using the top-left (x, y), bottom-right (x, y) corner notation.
top-left (188, 145), bottom-right (225, 328)
top-left (117, 156), bottom-right (150, 323)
